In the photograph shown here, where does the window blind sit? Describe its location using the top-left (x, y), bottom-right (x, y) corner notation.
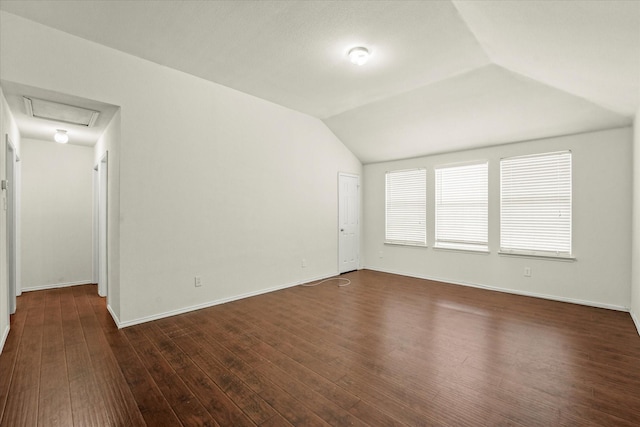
top-left (435, 162), bottom-right (488, 251)
top-left (385, 168), bottom-right (426, 246)
top-left (500, 151), bottom-right (572, 257)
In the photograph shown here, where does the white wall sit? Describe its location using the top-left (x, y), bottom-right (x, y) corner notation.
top-left (20, 138), bottom-right (93, 290)
top-left (364, 127), bottom-right (633, 310)
top-left (0, 12), bottom-right (362, 326)
top-left (631, 108), bottom-right (640, 333)
top-left (0, 87), bottom-right (20, 353)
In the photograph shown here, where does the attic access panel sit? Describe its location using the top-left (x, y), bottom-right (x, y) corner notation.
top-left (23, 96), bottom-right (100, 127)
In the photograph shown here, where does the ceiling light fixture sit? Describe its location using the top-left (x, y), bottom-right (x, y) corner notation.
top-left (54, 129), bottom-right (69, 144)
top-left (348, 47), bottom-right (370, 66)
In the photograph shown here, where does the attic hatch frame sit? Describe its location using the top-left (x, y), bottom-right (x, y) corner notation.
top-left (23, 96), bottom-right (100, 127)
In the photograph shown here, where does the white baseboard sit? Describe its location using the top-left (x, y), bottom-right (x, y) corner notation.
top-left (115, 272), bottom-right (338, 329)
top-left (0, 324), bottom-right (10, 355)
top-left (631, 310), bottom-right (640, 337)
top-left (365, 266), bottom-right (629, 312)
top-left (22, 280), bottom-right (95, 292)
top-left (107, 303), bottom-right (121, 328)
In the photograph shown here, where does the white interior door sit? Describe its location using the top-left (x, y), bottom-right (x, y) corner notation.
top-left (338, 173), bottom-right (359, 274)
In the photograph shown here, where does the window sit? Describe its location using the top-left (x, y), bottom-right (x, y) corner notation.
top-left (385, 168), bottom-right (426, 246)
top-left (500, 151), bottom-right (572, 257)
top-left (435, 162), bottom-right (488, 251)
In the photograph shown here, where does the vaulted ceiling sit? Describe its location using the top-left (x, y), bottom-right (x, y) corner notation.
top-left (1, 0), bottom-right (638, 163)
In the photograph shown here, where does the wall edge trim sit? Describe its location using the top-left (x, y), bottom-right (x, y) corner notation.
top-left (631, 310), bottom-right (640, 337)
top-left (107, 303), bottom-right (122, 329)
top-left (0, 324), bottom-right (9, 355)
top-left (364, 266), bottom-right (630, 312)
top-left (21, 280), bottom-right (94, 292)
top-left (116, 272), bottom-right (338, 329)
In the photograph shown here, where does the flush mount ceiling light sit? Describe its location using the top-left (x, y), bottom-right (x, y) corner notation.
top-left (54, 129), bottom-right (69, 144)
top-left (348, 47), bottom-right (370, 66)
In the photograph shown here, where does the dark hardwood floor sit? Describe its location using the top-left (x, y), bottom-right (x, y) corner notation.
top-left (1, 269), bottom-right (640, 426)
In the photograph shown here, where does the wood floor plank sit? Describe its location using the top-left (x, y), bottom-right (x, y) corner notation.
top-left (98, 323), bottom-right (181, 426)
top-left (0, 388), bottom-right (39, 427)
top-left (217, 303), bottom-right (350, 382)
top-left (67, 375), bottom-right (111, 427)
top-left (72, 289), bottom-right (146, 426)
top-left (232, 291), bottom-right (447, 406)
top-left (123, 326), bottom-right (219, 427)
top-left (336, 373), bottom-right (440, 426)
top-left (0, 298), bottom-right (28, 422)
top-left (176, 316), bottom-right (332, 427)
top-left (38, 386), bottom-right (73, 427)
top-left (242, 332), bottom-right (361, 411)
top-left (142, 322), bottom-right (256, 427)
top-left (165, 327), bottom-right (278, 425)
top-left (2, 272), bottom-right (640, 426)
top-left (7, 306), bottom-right (44, 392)
top-left (84, 292), bottom-right (148, 427)
top-left (347, 399), bottom-right (407, 427)
top-left (259, 413), bottom-right (295, 427)
top-left (0, 302), bottom-right (45, 427)
top-left (38, 289), bottom-right (73, 427)
top-left (61, 288), bottom-right (112, 427)
top-left (215, 331), bottom-right (366, 427)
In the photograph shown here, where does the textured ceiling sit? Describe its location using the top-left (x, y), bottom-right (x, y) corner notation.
top-left (0, 0), bottom-right (638, 162)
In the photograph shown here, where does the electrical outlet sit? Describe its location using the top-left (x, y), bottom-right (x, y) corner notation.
top-left (194, 276), bottom-right (202, 287)
top-left (524, 267), bottom-right (531, 277)
top-left (378, 251), bottom-right (384, 258)
top-left (301, 258), bottom-right (308, 268)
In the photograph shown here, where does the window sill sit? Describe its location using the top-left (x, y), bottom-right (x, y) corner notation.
top-left (498, 251), bottom-right (576, 262)
top-left (384, 241), bottom-right (427, 248)
top-left (433, 246), bottom-right (490, 255)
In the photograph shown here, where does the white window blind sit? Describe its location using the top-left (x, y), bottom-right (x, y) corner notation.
top-left (435, 162), bottom-right (488, 251)
top-left (385, 168), bottom-right (426, 246)
top-left (500, 151), bottom-right (572, 257)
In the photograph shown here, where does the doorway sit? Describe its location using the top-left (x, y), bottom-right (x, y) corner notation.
top-left (5, 135), bottom-right (18, 314)
top-left (93, 152), bottom-right (108, 297)
top-left (338, 173), bottom-right (359, 274)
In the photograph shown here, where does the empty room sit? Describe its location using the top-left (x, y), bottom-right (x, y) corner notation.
top-left (1, 1), bottom-right (639, 426)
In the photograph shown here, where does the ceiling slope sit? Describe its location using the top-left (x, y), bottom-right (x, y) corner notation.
top-left (0, 0), bottom-right (490, 119)
top-left (453, 0), bottom-right (640, 117)
top-left (325, 64), bottom-right (631, 163)
top-left (0, 1), bottom-right (637, 162)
